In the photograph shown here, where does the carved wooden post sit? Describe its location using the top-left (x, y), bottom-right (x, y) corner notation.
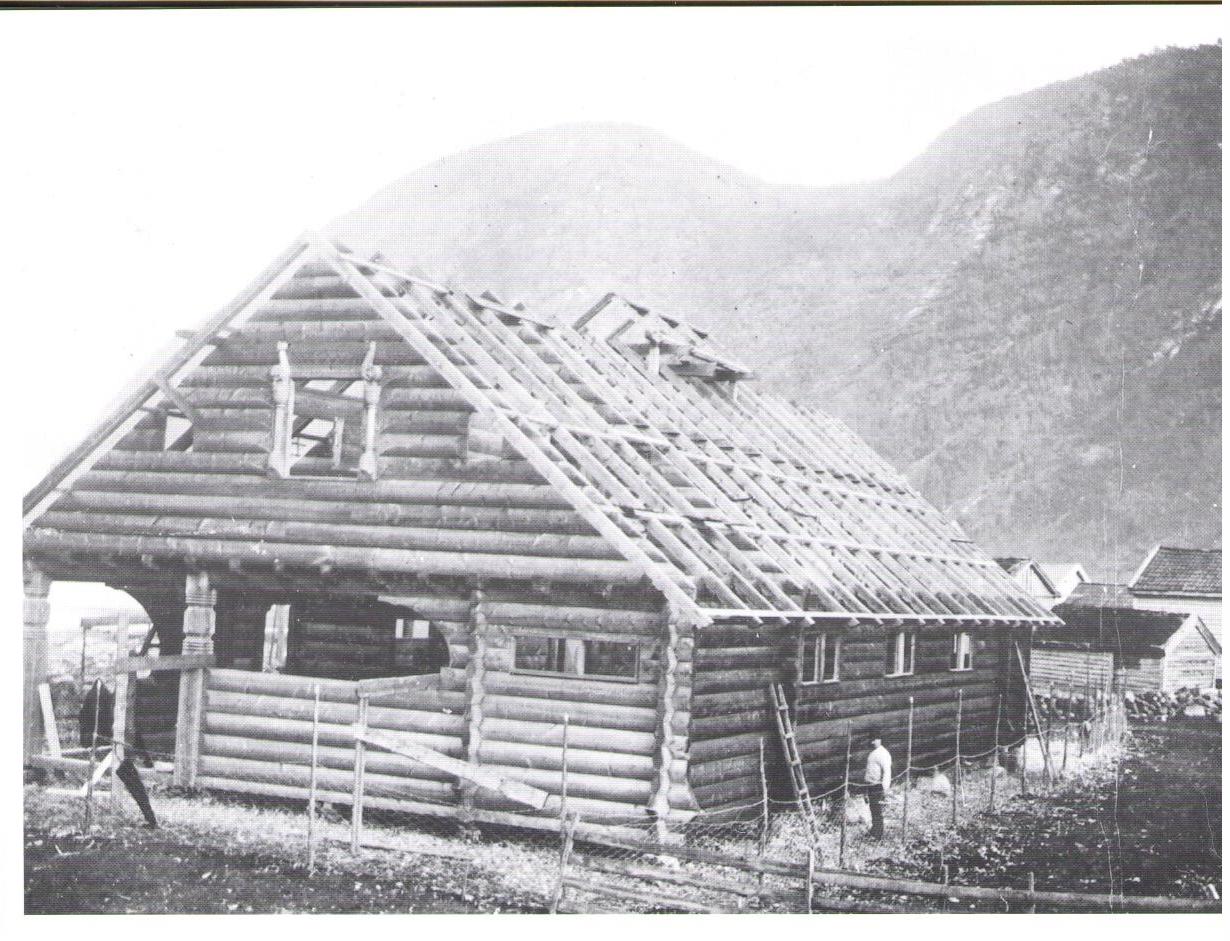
top-left (174, 572), bottom-right (215, 787)
top-left (359, 342), bottom-right (383, 480)
top-left (23, 565), bottom-right (51, 761)
top-left (268, 341), bottom-right (294, 476)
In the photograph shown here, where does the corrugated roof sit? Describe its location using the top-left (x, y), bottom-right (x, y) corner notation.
top-left (1130, 546), bottom-right (1221, 596)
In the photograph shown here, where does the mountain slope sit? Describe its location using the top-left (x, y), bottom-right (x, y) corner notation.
top-left (329, 44), bottom-right (1221, 580)
top-left (824, 44), bottom-right (1221, 579)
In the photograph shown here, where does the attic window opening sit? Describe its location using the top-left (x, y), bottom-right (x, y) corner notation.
top-left (513, 635), bottom-right (639, 682)
top-left (269, 342), bottom-right (382, 480)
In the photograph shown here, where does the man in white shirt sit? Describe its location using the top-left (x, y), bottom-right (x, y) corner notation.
top-left (863, 730), bottom-right (892, 840)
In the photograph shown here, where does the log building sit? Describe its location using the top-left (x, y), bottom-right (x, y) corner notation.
top-left (23, 236), bottom-right (1058, 829)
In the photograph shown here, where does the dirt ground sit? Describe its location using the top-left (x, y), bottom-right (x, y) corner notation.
top-left (24, 721), bottom-right (1220, 913)
top-left (863, 720), bottom-right (1222, 908)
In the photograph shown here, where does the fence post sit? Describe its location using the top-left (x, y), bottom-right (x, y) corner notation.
top-left (560, 712), bottom-right (570, 828)
top-left (902, 696), bottom-right (914, 842)
top-left (806, 848), bottom-right (816, 913)
top-left (83, 678), bottom-right (103, 833)
top-left (111, 615), bottom-right (132, 813)
top-left (839, 723), bottom-right (852, 868)
top-left (989, 694), bottom-right (1001, 813)
top-left (1026, 872), bottom-right (1037, 914)
top-left (551, 812), bottom-right (577, 914)
top-left (351, 693), bottom-right (368, 855)
top-left (758, 737), bottom-right (770, 860)
top-left (307, 684), bottom-right (320, 874)
top-left (1020, 695), bottom-right (1029, 798)
top-left (952, 689), bottom-right (963, 827)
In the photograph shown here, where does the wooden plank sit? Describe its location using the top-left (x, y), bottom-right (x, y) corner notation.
top-left (37, 684), bottom-right (62, 758)
top-left (354, 674), bottom-right (441, 700)
top-left (118, 653), bottom-right (215, 675)
top-left (360, 726), bottom-right (551, 810)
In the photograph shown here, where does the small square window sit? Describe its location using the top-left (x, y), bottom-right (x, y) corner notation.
top-left (514, 635), bottom-right (569, 674)
top-left (583, 640), bottom-right (639, 680)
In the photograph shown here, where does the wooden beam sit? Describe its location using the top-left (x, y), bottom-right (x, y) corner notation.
top-left (360, 727), bottom-right (551, 811)
top-left (23, 565), bottom-right (51, 761)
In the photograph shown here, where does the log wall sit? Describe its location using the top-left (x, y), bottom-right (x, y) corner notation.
top-left (687, 620), bottom-right (1029, 815)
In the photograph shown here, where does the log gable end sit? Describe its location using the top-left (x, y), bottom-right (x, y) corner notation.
top-left (23, 237), bottom-right (1057, 827)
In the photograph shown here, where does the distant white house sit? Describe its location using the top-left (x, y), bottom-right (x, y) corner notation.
top-left (995, 557), bottom-right (1063, 609)
top-left (1036, 562), bottom-right (1089, 605)
top-left (1129, 546), bottom-right (1222, 682)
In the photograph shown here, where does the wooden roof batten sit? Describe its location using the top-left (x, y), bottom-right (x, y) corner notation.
top-left (26, 233), bottom-right (1057, 631)
top-left (334, 241), bottom-right (1055, 627)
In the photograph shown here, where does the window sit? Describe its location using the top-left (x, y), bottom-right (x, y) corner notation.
top-left (268, 342), bottom-right (383, 479)
top-left (885, 630), bottom-right (916, 677)
top-left (513, 635), bottom-right (639, 681)
top-left (950, 632), bottom-right (973, 671)
top-left (800, 633), bottom-right (840, 684)
top-left (288, 380), bottom-right (367, 478)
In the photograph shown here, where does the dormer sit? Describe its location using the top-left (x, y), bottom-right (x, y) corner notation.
top-left (574, 294), bottom-right (752, 386)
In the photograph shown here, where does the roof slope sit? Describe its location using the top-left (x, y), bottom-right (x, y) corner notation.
top-left (1130, 546), bottom-right (1222, 597)
top-left (1048, 604), bottom-right (1213, 655)
top-left (1064, 582), bottom-right (1135, 610)
top-left (24, 237), bottom-right (1057, 627)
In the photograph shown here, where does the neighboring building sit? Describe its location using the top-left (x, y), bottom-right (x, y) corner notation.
top-left (1035, 562), bottom-right (1089, 605)
top-left (995, 557), bottom-right (1063, 609)
top-left (23, 237), bottom-right (1056, 828)
top-left (1128, 546), bottom-right (1222, 663)
top-left (1064, 581), bottom-right (1135, 610)
top-left (1041, 603), bottom-right (1220, 694)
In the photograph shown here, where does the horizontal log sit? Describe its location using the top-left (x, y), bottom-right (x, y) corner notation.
top-left (197, 754), bottom-right (455, 801)
top-left (794, 693), bottom-right (996, 746)
top-left (202, 734), bottom-right (455, 783)
top-left (204, 700), bottom-right (463, 743)
top-left (356, 674), bottom-right (441, 699)
top-left (692, 666), bottom-right (784, 696)
top-left (483, 672), bottom-right (657, 708)
top-left (472, 762), bottom-right (651, 803)
top-left (41, 510), bottom-right (623, 561)
top-left (481, 716), bottom-right (656, 755)
top-left (482, 694), bottom-right (657, 733)
top-left (74, 469), bottom-right (574, 509)
top-left (26, 529), bottom-right (650, 586)
top-left (196, 775), bottom-right (458, 817)
top-left (236, 320), bottom-right (404, 343)
top-left (476, 739), bottom-right (654, 779)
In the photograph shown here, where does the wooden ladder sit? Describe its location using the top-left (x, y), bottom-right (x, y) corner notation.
top-left (769, 683), bottom-right (824, 853)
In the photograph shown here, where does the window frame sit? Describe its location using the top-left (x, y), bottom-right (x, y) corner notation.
top-left (512, 634), bottom-right (641, 684)
top-left (799, 632), bottom-right (840, 685)
top-left (885, 629), bottom-right (916, 678)
top-left (950, 631), bottom-right (973, 672)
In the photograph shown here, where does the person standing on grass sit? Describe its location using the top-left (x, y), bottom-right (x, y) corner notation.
top-left (863, 730), bottom-right (892, 840)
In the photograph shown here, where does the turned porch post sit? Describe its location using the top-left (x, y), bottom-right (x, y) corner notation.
top-left (174, 572), bottom-right (216, 787)
top-left (23, 564), bottom-right (51, 761)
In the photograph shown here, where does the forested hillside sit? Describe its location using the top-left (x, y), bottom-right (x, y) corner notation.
top-left (331, 44), bottom-right (1221, 579)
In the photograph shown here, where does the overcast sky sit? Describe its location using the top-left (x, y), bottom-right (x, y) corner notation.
top-left (2, 6), bottom-right (1221, 494)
